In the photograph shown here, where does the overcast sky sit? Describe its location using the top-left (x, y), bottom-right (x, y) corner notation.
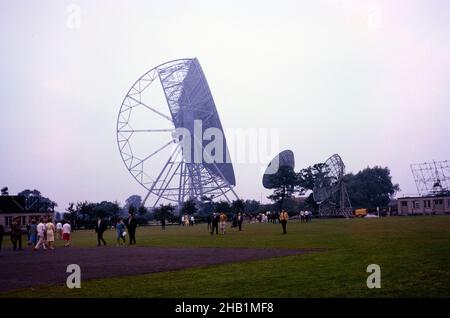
top-left (1, 0), bottom-right (449, 209)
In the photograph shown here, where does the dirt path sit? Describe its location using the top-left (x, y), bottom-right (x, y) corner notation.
top-left (0, 246), bottom-right (323, 292)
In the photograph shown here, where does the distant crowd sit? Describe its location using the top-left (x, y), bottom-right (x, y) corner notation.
top-left (0, 209), bottom-right (313, 252)
top-left (202, 209), bottom-right (311, 235)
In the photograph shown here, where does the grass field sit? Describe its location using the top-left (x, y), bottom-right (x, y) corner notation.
top-left (1, 216), bottom-right (450, 298)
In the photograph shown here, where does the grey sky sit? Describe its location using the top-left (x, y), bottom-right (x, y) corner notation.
top-left (1, 0), bottom-right (449, 209)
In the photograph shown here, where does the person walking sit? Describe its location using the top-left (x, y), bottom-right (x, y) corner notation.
top-left (280, 210), bottom-right (289, 234)
top-left (207, 214), bottom-right (212, 231)
top-left (190, 215), bottom-right (195, 226)
top-left (62, 221), bottom-right (72, 247)
top-left (219, 212), bottom-right (227, 235)
top-left (127, 212), bottom-right (137, 245)
top-left (46, 218), bottom-right (56, 250)
top-left (95, 216), bottom-right (107, 246)
top-left (28, 219), bottom-right (37, 248)
top-left (210, 212), bottom-right (219, 235)
top-left (116, 218), bottom-right (126, 246)
top-left (10, 217), bottom-right (24, 251)
top-left (26, 221), bottom-right (31, 245)
top-left (307, 210), bottom-right (312, 222)
top-left (0, 224), bottom-right (4, 252)
top-left (34, 218), bottom-right (47, 250)
top-left (231, 213), bottom-right (237, 228)
top-left (56, 221), bottom-right (63, 239)
top-left (161, 217), bottom-right (166, 230)
top-left (237, 212), bottom-right (243, 231)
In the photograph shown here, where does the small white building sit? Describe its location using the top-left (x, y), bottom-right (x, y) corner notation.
top-left (397, 194), bottom-right (450, 215)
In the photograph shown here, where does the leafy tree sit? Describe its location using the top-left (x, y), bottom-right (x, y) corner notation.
top-left (243, 199), bottom-right (260, 214)
top-left (297, 163), bottom-right (327, 190)
top-left (124, 195), bottom-right (142, 215)
top-left (138, 206), bottom-right (147, 216)
top-left (137, 205), bottom-right (150, 223)
top-left (128, 204), bottom-right (137, 215)
top-left (199, 195), bottom-right (214, 216)
top-left (153, 204), bottom-right (176, 222)
top-left (18, 189), bottom-right (42, 198)
top-left (18, 189), bottom-right (57, 211)
top-left (266, 166), bottom-right (299, 212)
top-left (303, 193), bottom-right (319, 214)
top-left (65, 202), bottom-right (77, 224)
top-left (76, 201), bottom-right (95, 221)
top-left (345, 166), bottom-right (399, 209)
top-left (214, 200), bottom-right (231, 214)
top-left (112, 200), bottom-right (122, 219)
top-left (281, 197), bottom-right (299, 212)
top-left (231, 199), bottom-right (245, 213)
top-left (296, 163), bottom-right (399, 213)
top-left (64, 201), bottom-right (121, 228)
top-left (181, 199), bottom-right (198, 215)
top-left (94, 201), bottom-right (121, 219)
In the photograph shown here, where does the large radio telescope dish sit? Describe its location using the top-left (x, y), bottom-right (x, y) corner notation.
top-left (117, 58), bottom-right (238, 208)
top-left (313, 154), bottom-right (352, 217)
top-left (262, 150), bottom-right (295, 189)
top-left (313, 154), bottom-right (344, 204)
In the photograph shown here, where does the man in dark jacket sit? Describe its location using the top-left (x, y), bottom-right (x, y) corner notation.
top-left (237, 212), bottom-right (243, 231)
top-left (279, 210), bottom-right (289, 234)
top-left (95, 216), bottom-right (107, 246)
top-left (127, 212), bottom-right (137, 245)
top-left (207, 214), bottom-right (212, 231)
top-left (10, 217), bottom-right (24, 251)
top-left (210, 212), bottom-right (219, 235)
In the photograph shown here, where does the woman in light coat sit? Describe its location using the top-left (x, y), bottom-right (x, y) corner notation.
top-left (46, 217), bottom-right (56, 250)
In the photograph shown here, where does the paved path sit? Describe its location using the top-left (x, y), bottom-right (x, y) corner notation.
top-left (0, 246), bottom-right (324, 292)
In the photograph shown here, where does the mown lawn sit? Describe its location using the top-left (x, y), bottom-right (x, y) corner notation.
top-left (1, 216), bottom-right (449, 297)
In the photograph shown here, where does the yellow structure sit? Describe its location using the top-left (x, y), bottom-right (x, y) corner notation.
top-left (354, 208), bottom-right (368, 217)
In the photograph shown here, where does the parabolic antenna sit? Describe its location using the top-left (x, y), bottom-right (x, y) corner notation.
top-left (313, 154), bottom-right (352, 217)
top-left (262, 150), bottom-right (295, 189)
top-left (410, 160), bottom-right (450, 196)
top-left (116, 58), bottom-right (238, 208)
top-left (313, 154), bottom-right (344, 204)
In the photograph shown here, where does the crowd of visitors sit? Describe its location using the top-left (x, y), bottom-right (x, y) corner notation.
top-left (0, 212), bottom-right (142, 252)
top-left (0, 209), bottom-right (313, 252)
top-left (0, 216), bottom-right (73, 252)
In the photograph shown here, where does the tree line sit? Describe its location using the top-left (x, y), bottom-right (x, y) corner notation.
top-left (266, 163), bottom-right (399, 213)
top-left (2, 164), bottom-right (399, 225)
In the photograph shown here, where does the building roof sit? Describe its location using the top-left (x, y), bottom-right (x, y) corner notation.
top-left (398, 194), bottom-right (450, 200)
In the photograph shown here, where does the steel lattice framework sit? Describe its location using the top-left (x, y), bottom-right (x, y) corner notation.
top-left (313, 154), bottom-right (352, 217)
top-left (410, 160), bottom-right (450, 195)
top-left (117, 58), bottom-right (238, 208)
